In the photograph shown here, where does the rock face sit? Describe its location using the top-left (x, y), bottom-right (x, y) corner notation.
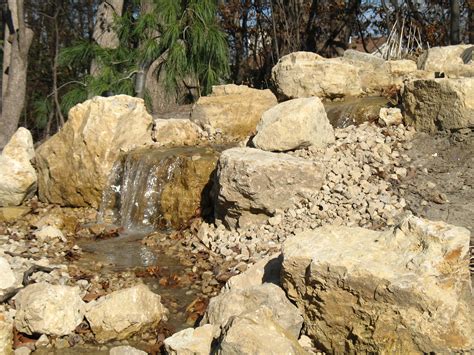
top-left (85, 284), bottom-right (166, 342)
top-left (0, 314), bottom-right (12, 355)
top-left (191, 84), bottom-right (277, 140)
top-left (153, 118), bottom-right (203, 147)
top-left (0, 128), bottom-right (37, 206)
top-left (14, 283), bottom-right (85, 336)
top-left (403, 78), bottom-right (474, 132)
top-left (216, 307), bottom-right (306, 355)
top-left (164, 324), bottom-right (216, 355)
top-left (214, 148), bottom-right (325, 228)
top-left (253, 97), bottom-right (335, 152)
top-left (281, 216), bottom-right (473, 353)
top-left (202, 283), bottom-right (303, 338)
top-left (417, 44), bottom-right (472, 72)
top-left (271, 51), bottom-right (362, 100)
top-left (36, 95), bottom-right (154, 208)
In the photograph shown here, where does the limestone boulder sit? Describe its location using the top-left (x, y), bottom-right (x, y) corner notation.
top-left (36, 95), bottom-right (154, 208)
top-left (191, 84), bottom-right (277, 140)
top-left (0, 207), bottom-right (31, 222)
top-left (0, 314), bottom-right (13, 355)
top-left (417, 44), bottom-right (472, 73)
top-left (272, 51), bottom-right (362, 100)
top-left (85, 284), bottom-right (166, 342)
top-left (281, 216), bottom-right (473, 353)
top-left (214, 148), bottom-right (325, 228)
top-left (253, 97), bottom-right (335, 152)
top-left (14, 283), bottom-right (85, 336)
top-left (153, 118), bottom-right (203, 147)
top-left (0, 128), bottom-right (37, 206)
top-left (164, 324), bottom-right (216, 355)
top-left (109, 346), bottom-right (147, 355)
top-left (403, 78), bottom-right (474, 132)
top-left (378, 107), bottom-right (403, 127)
top-left (216, 307), bottom-right (306, 355)
top-left (201, 283), bottom-right (303, 338)
top-left (0, 257), bottom-right (16, 294)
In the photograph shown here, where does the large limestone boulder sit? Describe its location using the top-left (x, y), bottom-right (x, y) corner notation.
top-left (191, 84), bottom-right (277, 140)
top-left (85, 284), bottom-right (167, 342)
top-left (253, 97), bottom-right (335, 151)
top-left (36, 95), bottom-right (154, 208)
top-left (216, 307), bottom-right (306, 355)
top-left (0, 128), bottom-right (37, 206)
top-left (214, 148), bottom-right (325, 228)
top-left (0, 314), bottom-right (12, 355)
top-left (271, 51), bottom-right (362, 100)
top-left (14, 283), bottom-right (85, 336)
top-left (281, 216), bottom-right (473, 353)
top-left (403, 78), bottom-right (474, 132)
top-left (201, 283), bottom-right (303, 338)
top-left (164, 324), bottom-right (216, 355)
top-left (153, 118), bottom-right (203, 147)
top-left (417, 44), bottom-right (472, 73)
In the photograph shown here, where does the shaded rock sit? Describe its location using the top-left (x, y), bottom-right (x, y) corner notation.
top-left (0, 128), bottom-right (37, 206)
top-left (85, 284), bottom-right (166, 342)
top-left (36, 95), bottom-right (153, 208)
top-left (0, 207), bottom-right (31, 222)
top-left (109, 345), bottom-right (147, 355)
top-left (417, 44), bottom-right (472, 73)
top-left (153, 118), bottom-right (203, 147)
top-left (191, 84), bottom-right (277, 140)
top-left (403, 78), bottom-right (474, 132)
top-left (164, 324), bottom-right (216, 355)
top-left (272, 51), bottom-right (361, 100)
top-left (214, 148), bottom-right (325, 228)
top-left (379, 107), bottom-right (403, 127)
top-left (0, 314), bottom-right (13, 355)
top-left (253, 97), bottom-right (335, 152)
top-left (216, 307), bottom-right (306, 355)
top-left (15, 283), bottom-right (85, 336)
top-left (281, 216), bottom-right (473, 353)
top-left (0, 257), bottom-right (16, 292)
top-left (324, 96), bottom-right (390, 127)
top-left (201, 283), bottom-right (303, 338)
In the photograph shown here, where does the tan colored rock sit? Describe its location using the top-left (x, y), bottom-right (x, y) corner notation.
top-left (164, 324), bottom-right (217, 355)
top-left (403, 78), bottom-right (474, 132)
top-left (417, 44), bottom-right (472, 72)
top-left (109, 346), bottom-right (147, 355)
top-left (153, 118), bottom-right (203, 147)
top-left (378, 107), bottom-right (403, 127)
top-left (191, 84), bottom-right (277, 140)
top-left (85, 284), bottom-right (166, 342)
top-left (34, 225), bottom-right (66, 242)
top-left (36, 95), bottom-right (153, 208)
top-left (0, 257), bottom-right (16, 292)
top-left (214, 148), bottom-right (325, 228)
top-left (216, 307), bottom-right (306, 355)
top-left (0, 206), bottom-right (30, 222)
top-left (201, 283), bottom-right (303, 338)
top-left (0, 128), bottom-right (37, 206)
top-left (0, 314), bottom-right (13, 355)
top-left (272, 51), bottom-right (362, 100)
top-left (253, 97), bottom-right (335, 152)
top-left (281, 216), bottom-right (473, 353)
top-left (14, 283), bottom-right (85, 336)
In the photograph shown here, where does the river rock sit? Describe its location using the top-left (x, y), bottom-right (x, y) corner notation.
top-left (85, 284), bottom-right (166, 342)
top-left (153, 118), bottom-right (203, 147)
top-left (191, 84), bottom-right (277, 139)
top-left (201, 283), bottom-right (303, 338)
top-left (403, 78), bottom-right (474, 132)
top-left (0, 128), bottom-right (37, 206)
top-left (252, 97), bottom-right (335, 152)
top-left (14, 283), bottom-right (85, 336)
top-left (36, 95), bottom-right (154, 208)
top-left (0, 314), bottom-right (12, 355)
top-left (214, 148), bottom-right (325, 228)
top-left (271, 51), bottom-right (362, 100)
top-left (164, 324), bottom-right (216, 355)
top-left (34, 225), bottom-right (66, 242)
top-left (0, 257), bottom-right (16, 293)
top-left (109, 346), bottom-right (147, 355)
top-left (281, 215), bottom-right (473, 353)
top-left (417, 44), bottom-right (472, 73)
top-left (216, 307), bottom-right (305, 355)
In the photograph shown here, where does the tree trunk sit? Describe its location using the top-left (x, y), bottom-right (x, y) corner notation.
top-left (0, 0), bottom-right (34, 149)
top-left (470, 0), bottom-right (474, 44)
top-left (450, 0), bottom-right (461, 44)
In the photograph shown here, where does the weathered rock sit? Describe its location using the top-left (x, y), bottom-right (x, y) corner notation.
top-left (201, 283), bottom-right (303, 338)
top-left (191, 84), bottom-right (277, 139)
top-left (403, 78), bottom-right (474, 132)
top-left (0, 128), bottom-right (37, 206)
top-left (272, 51), bottom-right (362, 99)
top-left (0, 257), bottom-right (16, 292)
top-left (417, 44), bottom-right (472, 73)
top-left (214, 148), bottom-right (325, 227)
top-left (36, 95), bottom-right (154, 208)
top-left (0, 314), bottom-right (13, 355)
top-left (34, 225), bottom-right (66, 242)
top-left (164, 324), bottom-right (216, 355)
top-left (379, 107), bottom-right (403, 127)
top-left (253, 97), bottom-right (335, 152)
top-left (109, 346), bottom-right (147, 355)
top-left (153, 118), bottom-right (203, 147)
top-left (15, 283), bottom-right (85, 336)
top-left (281, 216), bottom-right (473, 353)
top-left (85, 284), bottom-right (166, 342)
top-left (216, 307), bottom-right (306, 355)
top-left (0, 207), bottom-right (31, 222)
